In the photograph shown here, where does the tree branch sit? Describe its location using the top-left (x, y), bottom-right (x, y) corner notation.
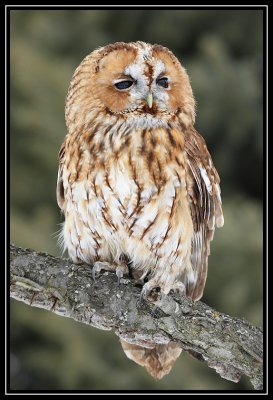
top-left (9, 243), bottom-right (263, 390)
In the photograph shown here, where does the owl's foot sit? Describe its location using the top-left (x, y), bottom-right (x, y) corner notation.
top-left (139, 280), bottom-right (185, 305)
top-left (139, 282), bottom-right (161, 304)
top-left (170, 281), bottom-right (186, 295)
top-left (92, 261), bottom-right (129, 286)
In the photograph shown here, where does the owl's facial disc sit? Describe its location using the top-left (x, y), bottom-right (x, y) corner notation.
top-left (90, 42), bottom-right (195, 124)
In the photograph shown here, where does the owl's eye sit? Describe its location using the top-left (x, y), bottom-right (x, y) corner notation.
top-left (114, 80), bottom-right (134, 91)
top-left (156, 77), bottom-right (169, 88)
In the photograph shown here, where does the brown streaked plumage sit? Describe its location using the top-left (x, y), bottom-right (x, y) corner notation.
top-left (57, 41), bottom-right (224, 378)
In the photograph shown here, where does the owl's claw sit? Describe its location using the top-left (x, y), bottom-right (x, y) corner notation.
top-left (139, 280), bottom-right (184, 306)
top-left (92, 261), bottom-right (106, 281)
top-left (171, 281), bottom-right (186, 295)
top-left (151, 304), bottom-right (158, 314)
top-left (139, 285), bottom-right (148, 304)
top-left (139, 282), bottom-right (161, 304)
top-left (92, 261), bottom-right (129, 286)
top-left (116, 266), bottom-right (124, 287)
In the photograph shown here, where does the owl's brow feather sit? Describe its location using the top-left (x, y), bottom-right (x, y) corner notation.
top-left (95, 42), bottom-right (137, 73)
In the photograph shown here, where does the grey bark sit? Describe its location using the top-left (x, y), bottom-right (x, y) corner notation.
top-left (9, 243), bottom-right (263, 390)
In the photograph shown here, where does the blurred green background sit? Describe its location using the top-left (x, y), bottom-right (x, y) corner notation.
top-left (10, 8), bottom-right (263, 391)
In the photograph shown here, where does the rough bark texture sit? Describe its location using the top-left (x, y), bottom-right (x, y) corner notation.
top-left (9, 243), bottom-right (263, 390)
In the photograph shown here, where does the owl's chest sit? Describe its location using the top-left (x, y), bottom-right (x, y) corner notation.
top-left (63, 126), bottom-right (193, 262)
top-left (66, 147), bottom-right (189, 243)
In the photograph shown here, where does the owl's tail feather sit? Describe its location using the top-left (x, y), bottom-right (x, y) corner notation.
top-left (120, 339), bottom-right (182, 379)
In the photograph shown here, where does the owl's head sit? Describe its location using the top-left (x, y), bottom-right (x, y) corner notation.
top-left (66, 42), bottom-right (195, 130)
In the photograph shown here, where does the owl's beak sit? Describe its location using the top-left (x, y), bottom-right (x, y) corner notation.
top-left (145, 92), bottom-right (153, 108)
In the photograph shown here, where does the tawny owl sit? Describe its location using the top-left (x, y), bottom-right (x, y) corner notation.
top-left (57, 41), bottom-right (224, 379)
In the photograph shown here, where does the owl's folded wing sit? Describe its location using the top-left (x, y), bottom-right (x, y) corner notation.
top-left (56, 140), bottom-right (66, 210)
top-left (184, 126), bottom-right (224, 300)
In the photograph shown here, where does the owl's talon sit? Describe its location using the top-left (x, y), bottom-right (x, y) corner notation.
top-left (171, 281), bottom-right (186, 295)
top-left (139, 283), bottom-right (161, 304)
top-left (92, 261), bottom-right (129, 286)
top-left (151, 304), bottom-right (158, 314)
top-left (92, 261), bottom-right (110, 281)
top-left (116, 266), bottom-right (124, 287)
top-left (139, 285), bottom-right (148, 304)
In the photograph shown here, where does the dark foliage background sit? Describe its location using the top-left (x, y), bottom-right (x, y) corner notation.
top-left (10, 8), bottom-right (264, 391)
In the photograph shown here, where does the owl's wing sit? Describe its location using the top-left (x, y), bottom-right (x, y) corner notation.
top-left (184, 126), bottom-right (224, 300)
top-left (56, 140), bottom-right (66, 210)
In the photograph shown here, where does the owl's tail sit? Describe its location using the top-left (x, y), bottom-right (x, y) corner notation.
top-left (120, 339), bottom-right (182, 379)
